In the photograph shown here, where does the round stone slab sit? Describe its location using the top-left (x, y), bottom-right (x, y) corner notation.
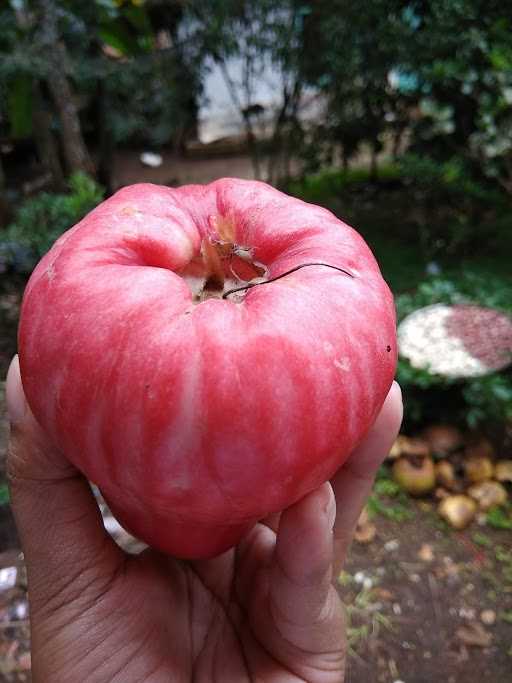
top-left (398, 304), bottom-right (512, 378)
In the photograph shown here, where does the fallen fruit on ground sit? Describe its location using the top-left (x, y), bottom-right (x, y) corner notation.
top-left (388, 435), bottom-right (430, 460)
top-left (467, 481), bottom-right (507, 510)
top-left (354, 507), bottom-right (377, 544)
top-left (435, 460), bottom-right (462, 492)
top-left (18, 179), bottom-right (396, 558)
top-left (465, 456), bottom-right (494, 484)
top-left (422, 424), bottom-right (464, 457)
top-left (438, 495), bottom-right (477, 529)
top-left (393, 455), bottom-right (436, 496)
top-left (495, 460), bottom-right (512, 483)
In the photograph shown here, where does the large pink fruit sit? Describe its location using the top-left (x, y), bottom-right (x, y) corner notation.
top-left (18, 179), bottom-right (396, 558)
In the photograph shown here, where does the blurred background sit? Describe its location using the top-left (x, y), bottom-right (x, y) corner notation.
top-left (0, 0), bottom-right (511, 681)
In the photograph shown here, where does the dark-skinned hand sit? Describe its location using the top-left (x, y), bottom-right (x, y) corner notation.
top-left (6, 355), bottom-right (402, 682)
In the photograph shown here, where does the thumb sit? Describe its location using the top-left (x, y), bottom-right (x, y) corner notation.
top-left (268, 482), bottom-right (346, 657)
top-left (6, 355), bottom-right (121, 612)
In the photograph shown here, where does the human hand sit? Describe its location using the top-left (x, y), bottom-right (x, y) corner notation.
top-left (6, 355), bottom-right (402, 683)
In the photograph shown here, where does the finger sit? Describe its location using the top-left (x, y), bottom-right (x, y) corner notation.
top-left (260, 510), bottom-right (281, 533)
top-left (331, 381), bottom-right (403, 573)
top-left (267, 482), bottom-right (344, 651)
top-left (6, 356), bottom-right (122, 612)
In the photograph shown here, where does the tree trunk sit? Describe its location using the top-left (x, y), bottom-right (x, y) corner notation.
top-left (0, 155), bottom-right (9, 229)
top-left (242, 114), bottom-right (262, 181)
top-left (266, 81), bottom-right (302, 185)
top-left (370, 143), bottom-right (378, 182)
top-left (342, 149), bottom-right (349, 173)
top-left (0, 154), bottom-right (5, 192)
top-left (392, 125), bottom-right (406, 160)
top-left (218, 60), bottom-right (261, 180)
top-left (35, 0), bottom-right (94, 177)
top-left (32, 82), bottom-right (66, 191)
top-left (96, 81), bottom-right (114, 195)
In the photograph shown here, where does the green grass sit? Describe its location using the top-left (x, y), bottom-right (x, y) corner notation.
top-left (496, 546), bottom-right (512, 564)
top-left (344, 585), bottom-right (395, 657)
top-left (368, 468), bottom-right (415, 522)
top-left (472, 532), bottom-right (493, 548)
top-left (486, 505), bottom-right (512, 531)
top-left (367, 492), bottom-right (414, 522)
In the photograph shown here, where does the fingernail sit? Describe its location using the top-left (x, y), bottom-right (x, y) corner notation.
top-left (6, 356), bottom-right (28, 424)
top-left (391, 380), bottom-right (402, 399)
top-left (324, 483), bottom-right (336, 531)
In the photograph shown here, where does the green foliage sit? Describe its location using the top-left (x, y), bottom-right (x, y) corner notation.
top-left (486, 505), bottom-right (512, 531)
top-left (367, 493), bottom-right (414, 522)
top-left (300, 0), bottom-right (412, 170)
top-left (402, 3), bottom-right (512, 194)
top-left (398, 154), bottom-right (511, 258)
top-left (0, 482), bottom-right (9, 506)
top-left (297, 0), bottom-right (512, 198)
top-left (288, 164), bottom-right (401, 205)
top-left (495, 546), bottom-right (512, 564)
top-left (4, 173), bottom-right (104, 262)
top-left (7, 72), bottom-right (33, 138)
top-left (368, 471), bottom-right (414, 521)
top-left (0, 0), bottom-right (201, 151)
top-left (396, 273), bottom-right (512, 322)
top-left (373, 477), bottom-right (401, 498)
top-left (99, 54), bottom-right (200, 147)
top-left (472, 532), bottom-right (492, 547)
top-left (463, 375), bottom-right (512, 429)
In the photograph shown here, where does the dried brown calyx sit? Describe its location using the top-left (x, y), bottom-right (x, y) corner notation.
top-left (180, 215), bottom-right (268, 303)
top-left (180, 214), bottom-right (354, 304)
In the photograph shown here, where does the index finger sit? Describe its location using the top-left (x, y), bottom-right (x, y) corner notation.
top-left (330, 381), bottom-right (403, 573)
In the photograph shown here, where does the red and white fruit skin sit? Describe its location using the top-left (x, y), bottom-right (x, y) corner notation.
top-left (18, 178), bottom-right (397, 558)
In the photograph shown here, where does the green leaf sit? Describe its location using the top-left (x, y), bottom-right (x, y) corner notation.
top-left (489, 47), bottom-right (512, 71)
top-left (98, 22), bottom-right (139, 56)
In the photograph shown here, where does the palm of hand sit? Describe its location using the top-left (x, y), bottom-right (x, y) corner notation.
top-left (34, 511), bottom-right (344, 683)
top-left (97, 525), bottom-right (343, 683)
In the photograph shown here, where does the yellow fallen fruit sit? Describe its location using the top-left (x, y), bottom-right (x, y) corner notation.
top-left (438, 495), bottom-right (477, 529)
top-left (467, 481), bottom-right (507, 510)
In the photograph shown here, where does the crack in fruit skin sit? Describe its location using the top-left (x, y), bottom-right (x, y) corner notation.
top-left (222, 262), bottom-right (355, 300)
top-left (18, 178), bottom-right (397, 559)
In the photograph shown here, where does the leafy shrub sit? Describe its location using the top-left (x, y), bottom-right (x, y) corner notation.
top-left (396, 273), bottom-right (512, 430)
top-left (1, 173), bottom-right (104, 272)
top-left (288, 164), bottom-right (402, 206)
top-left (398, 154), bottom-right (511, 258)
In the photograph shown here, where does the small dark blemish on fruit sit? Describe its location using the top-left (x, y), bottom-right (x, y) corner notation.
top-left (145, 384), bottom-right (150, 390)
top-left (386, 345), bottom-right (391, 352)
